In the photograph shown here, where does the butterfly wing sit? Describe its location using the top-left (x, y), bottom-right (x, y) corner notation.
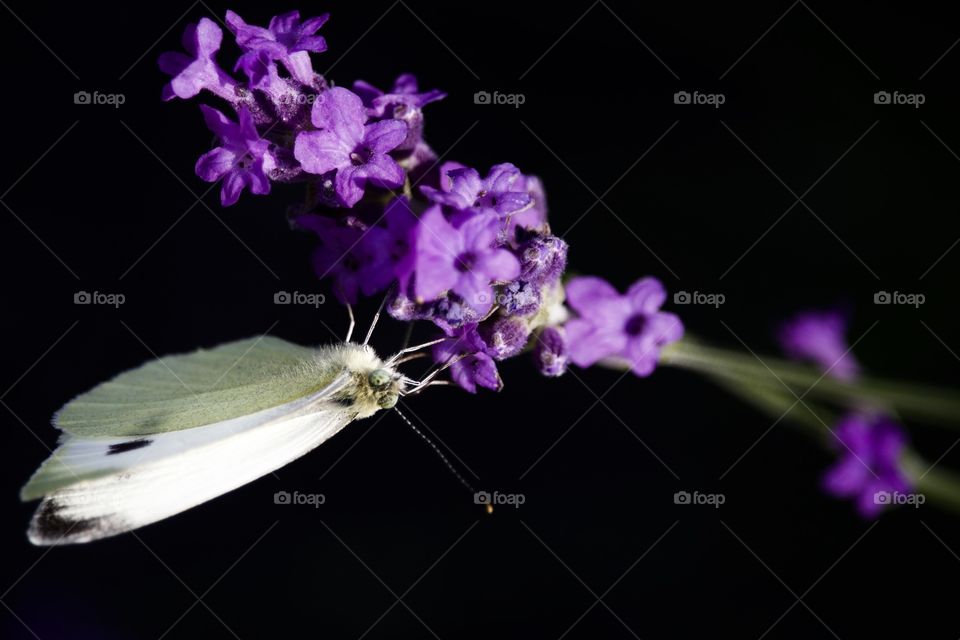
top-left (22, 336), bottom-right (358, 545)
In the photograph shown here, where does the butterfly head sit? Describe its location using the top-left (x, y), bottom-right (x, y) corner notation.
top-left (367, 367), bottom-right (401, 409)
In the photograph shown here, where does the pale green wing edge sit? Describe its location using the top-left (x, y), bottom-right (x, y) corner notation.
top-left (54, 335), bottom-right (336, 438)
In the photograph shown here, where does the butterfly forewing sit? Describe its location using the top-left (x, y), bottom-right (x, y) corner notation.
top-left (21, 336), bottom-right (370, 545)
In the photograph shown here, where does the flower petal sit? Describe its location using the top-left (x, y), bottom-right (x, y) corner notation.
top-left (454, 273), bottom-right (495, 314)
top-left (565, 319), bottom-right (627, 368)
top-left (627, 277), bottom-right (667, 314)
top-left (309, 87), bottom-right (366, 144)
top-left (294, 130), bottom-right (352, 175)
top-left (333, 164), bottom-right (367, 208)
top-left (220, 171), bottom-right (247, 206)
top-left (195, 147), bottom-right (236, 182)
top-left (363, 119), bottom-right (408, 155)
top-left (360, 153), bottom-right (405, 188)
top-left (283, 50), bottom-right (315, 85)
top-left (565, 276), bottom-right (622, 315)
top-left (476, 248), bottom-right (520, 283)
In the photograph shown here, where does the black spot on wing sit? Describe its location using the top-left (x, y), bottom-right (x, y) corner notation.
top-left (107, 438), bottom-right (152, 455)
top-left (31, 498), bottom-right (98, 543)
top-left (332, 396), bottom-right (355, 407)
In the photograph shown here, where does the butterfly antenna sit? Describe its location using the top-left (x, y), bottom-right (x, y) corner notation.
top-left (385, 337), bottom-right (447, 367)
top-left (393, 405), bottom-right (482, 502)
top-left (363, 290), bottom-right (390, 346)
top-left (405, 353), bottom-right (468, 396)
top-left (400, 321), bottom-right (414, 351)
top-left (344, 301), bottom-right (355, 343)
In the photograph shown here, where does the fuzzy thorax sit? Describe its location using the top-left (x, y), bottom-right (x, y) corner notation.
top-left (314, 343), bottom-right (402, 419)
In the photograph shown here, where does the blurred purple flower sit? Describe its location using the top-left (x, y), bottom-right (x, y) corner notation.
top-left (226, 9), bottom-right (329, 86)
top-left (382, 196), bottom-right (419, 292)
top-left (295, 214), bottom-right (389, 304)
top-left (822, 413), bottom-right (912, 518)
top-left (564, 276), bottom-right (684, 377)
top-left (158, 18), bottom-right (238, 102)
top-left (195, 106), bottom-right (275, 206)
top-left (413, 206), bottom-right (520, 314)
top-left (433, 325), bottom-right (502, 393)
top-left (778, 308), bottom-right (860, 381)
top-left (294, 87), bottom-right (407, 207)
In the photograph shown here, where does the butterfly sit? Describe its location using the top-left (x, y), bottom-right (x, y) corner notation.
top-left (20, 311), bottom-right (455, 545)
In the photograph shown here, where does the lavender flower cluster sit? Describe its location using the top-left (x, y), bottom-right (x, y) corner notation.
top-left (159, 9), bottom-right (684, 391)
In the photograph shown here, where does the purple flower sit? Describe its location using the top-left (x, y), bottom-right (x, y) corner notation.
top-left (195, 106), bottom-right (275, 206)
top-left (294, 87), bottom-right (407, 207)
top-left (534, 326), bottom-right (569, 377)
top-left (353, 74), bottom-right (446, 151)
top-left (433, 325), bottom-right (502, 393)
top-left (412, 205), bottom-right (520, 314)
top-left (421, 163), bottom-right (533, 218)
top-left (226, 10), bottom-right (329, 86)
top-left (564, 276), bottom-right (684, 377)
top-left (295, 214), bottom-right (389, 304)
top-left (158, 18), bottom-right (238, 102)
top-left (822, 413), bottom-right (912, 518)
top-left (778, 309), bottom-right (860, 381)
top-left (353, 73), bottom-right (446, 116)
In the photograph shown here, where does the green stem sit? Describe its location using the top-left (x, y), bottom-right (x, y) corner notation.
top-left (903, 454), bottom-right (960, 514)
top-left (660, 338), bottom-right (960, 428)
top-left (597, 340), bottom-right (960, 514)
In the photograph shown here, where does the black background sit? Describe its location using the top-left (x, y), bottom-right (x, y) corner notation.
top-left (2, 1), bottom-right (960, 638)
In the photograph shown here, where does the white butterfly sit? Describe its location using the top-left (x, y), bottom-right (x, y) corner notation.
top-left (20, 313), bottom-right (450, 546)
